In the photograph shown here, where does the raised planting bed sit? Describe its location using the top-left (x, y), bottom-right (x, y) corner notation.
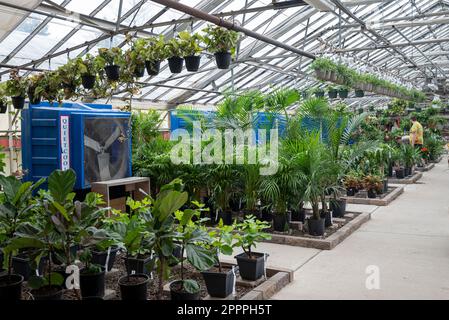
top-left (263, 211), bottom-right (371, 250)
top-left (416, 163), bottom-right (435, 172)
top-left (388, 171), bottom-right (423, 184)
top-left (342, 186), bottom-right (405, 206)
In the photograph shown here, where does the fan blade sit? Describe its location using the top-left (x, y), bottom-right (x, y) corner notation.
top-left (84, 135), bottom-right (102, 153)
top-left (103, 127), bottom-right (121, 151)
top-left (97, 153), bottom-right (111, 181)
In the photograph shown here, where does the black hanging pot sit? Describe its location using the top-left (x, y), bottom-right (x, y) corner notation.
top-left (123, 255), bottom-right (153, 275)
top-left (328, 90), bottom-right (338, 99)
top-left (104, 65), bottom-right (120, 81)
top-left (346, 187), bottom-right (357, 197)
top-left (79, 268), bottom-right (105, 299)
top-left (185, 55), bottom-right (201, 72)
top-left (91, 246), bottom-right (119, 272)
top-left (201, 267), bottom-right (236, 298)
top-left (355, 89), bottom-right (365, 97)
top-left (31, 285), bottom-right (64, 300)
top-left (218, 210), bottom-right (233, 226)
top-left (0, 274), bottom-right (23, 300)
top-left (314, 91), bottom-right (325, 98)
top-left (170, 280), bottom-right (201, 300)
top-left (27, 88), bottom-right (41, 105)
top-left (11, 96), bottom-right (25, 110)
top-left (134, 64), bottom-right (145, 78)
top-left (272, 212), bottom-right (290, 232)
top-left (118, 274), bottom-right (150, 301)
top-left (395, 167), bottom-right (405, 179)
top-left (214, 52), bottom-right (232, 69)
top-left (358, 108), bottom-right (364, 114)
top-left (338, 89), bottom-right (349, 99)
top-left (367, 189), bottom-right (377, 199)
top-left (168, 57), bottom-right (184, 73)
top-left (330, 199), bottom-right (347, 218)
top-left (0, 102), bottom-right (7, 114)
top-left (307, 217), bottom-right (325, 236)
top-left (81, 74), bottom-right (96, 89)
top-left (235, 252), bottom-right (266, 281)
top-left (145, 60), bottom-right (161, 76)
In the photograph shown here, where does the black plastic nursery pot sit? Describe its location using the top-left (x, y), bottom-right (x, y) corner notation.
top-left (0, 249), bottom-right (3, 267)
top-left (201, 267), bottom-right (236, 298)
top-left (405, 166), bottom-right (413, 176)
top-left (91, 246), bottom-right (120, 272)
top-left (214, 52), bottom-right (232, 69)
top-left (0, 102), bottom-right (7, 113)
top-left (395, 167), bottom-right (405, 179)
top-left (307, 217), bottom-right (325, 236)
top-left (328, 90), bottom-right (338, 99)
top-left (355, 89), bottom-right (365, 97)
top-left (31, 285), bottom-right (64, 300)
top-left (367, 189), bottom-right (377, 199)
top-left (169, 280), bottom-right (201, 300)
top-left (185, 55), bottom-right (201, 72)
top-left (27, 88), bottom-right (41, 105)
top-left (104, 65), bottom-right (120, 81)
top-left (218, 210), bottom-right (233, 226)
top-left (12, 253), bottom-right (45, 281)
top-left (134, 64), bottom-right (145, 78)
top-left (338, 89), bottom-right (349, 99)
top-left (123, 255), bottom-right (153, 275)
top-left (81, 74), bottom-right (96, 89)
top-left (383, 179), bottom-right (388, 193)
top-left (321, 211), bottom-right (332, 228)
top-left (291, 208), bottom-right (306, 223)
top-left (346, 187), bottom-right (357, 196)
top-left (0, 274), bottom-right (24, 300)
top-left (145, 60), bottom-right (161, 76)
top-left (388, 164), bottom-right (394, 177)
top-left (314, 91), bottom-right (325, 98)
top-left (235, 252), bottom-right (266, 281)
top-left (168, 57), bottom-right (184, 73)
top-left (79, 268), bottom-right (105, 299)
top-left (118, 274), bottom-right (150, 301)
top-left (330, 199), bottom-right (347, 218)
top-left (11, 96), bottom-right (25, 109)
top-left (272, 212), bottom-right (291, 232)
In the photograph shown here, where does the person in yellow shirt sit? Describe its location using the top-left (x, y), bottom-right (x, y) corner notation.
top-left (410, 116), bottom-right (424, 147)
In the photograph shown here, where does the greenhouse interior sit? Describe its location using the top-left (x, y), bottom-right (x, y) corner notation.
top-left (0, 0), bottom-right (449, 305)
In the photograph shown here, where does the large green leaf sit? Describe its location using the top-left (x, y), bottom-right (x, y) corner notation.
top-left (185, 244), bottom-right (215, 272)
top-left (156, 191), bottom-right (187, 222)
top-left (183, 279), bottom-right (200, 294)
top-left (0, 175), bottom-right (21, 203)
top-left (48, 169), bottom-right (76, 203)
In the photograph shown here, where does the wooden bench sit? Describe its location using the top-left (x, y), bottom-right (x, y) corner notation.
top-left (91, 177), bottom-right (150, 212)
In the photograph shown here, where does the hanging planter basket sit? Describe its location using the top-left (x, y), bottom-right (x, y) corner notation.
top-left (134, 64), bottom-right (145, 78)
top-left (358, 108), bottom-right (364, 114)
top-left (81, 74), bottom-right (96, 89)
top-left (328, 89), bottom-right (338, 99)
top-left (0, 102), bottom-right (7, 114)
top-left (168, 57), bottom-right (184, 73)
top-left (214, 52), bottom-right (232, 69)
top-left (145, 60), bottom-right (161, 76)
top-left (314, 90), bottom-right (325, 98)
top-left (301, 91), bottom-right (309, 99)
top-left (185, 55), bottom-right (201, 72)
top-left (11, 96), bottom-right (25, 110)
top-left (27, 88), bottom-right (41, 105)
top-left (355, 89), bottom-right (364, 97)
top-left (104, 65), bottom-right (120, 81)
top-left (338, 89), bottom-right (349, 99)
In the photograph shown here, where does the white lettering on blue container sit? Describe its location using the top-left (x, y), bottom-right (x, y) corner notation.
top-left (60, 115), bottom-right (70, 170)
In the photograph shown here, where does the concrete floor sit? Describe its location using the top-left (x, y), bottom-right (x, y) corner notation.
top-left (266, 158), bottom-right (449, 300)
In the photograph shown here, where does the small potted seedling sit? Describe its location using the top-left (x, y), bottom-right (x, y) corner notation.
top-left (201, 219), bottom-right (239, 298)
top-left (234, 216), bottom-right (271, 281)
top-left (79, 249), bottom-right (105, 299)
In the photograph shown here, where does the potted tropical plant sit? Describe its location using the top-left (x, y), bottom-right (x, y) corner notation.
top-left (312, 87), bottom-right (325, 98)
top-left (126, 37), bottom-right (148, 78)
top-left (355, 89), bottom-right (365, 97)
top-left (327, 85), bottom-right (338, 99)
top-left (338, 85), bottom-right (349, 99)
top-left (39, 71), bottom-right (62, 104)
top-left (178, 31), bottom-right (203, 72)
top-left (26, 73), bottom-right (44, 105)
top-left (234, 216), bottom-right (271, 281)
top-left (202, 219), bottom-right (239, 298)
top-left (363, 175), bottom-right (382, 199)
top-left (57, 59), bottom-right (81, 99)
top-left (0, 175), bottom-right (45, 300)
top-left (343, 172), bottom-right (360, 196)
top-left (4, 70), bottom-right (27, 109)
top-left (145, 35), bottom-right (167, 76)
top-left (78, 249), bottom-right (105, 299)
top-left (203, 26), bottom-right (239, 69)
top-left (165, 37), bottom-right (187, 73)
top-left (170, 202), bottom-right (215, 300)
top-left (77, 54), bottom-right (100, 89)
top-left (96, 47), bottom-right (124, 81)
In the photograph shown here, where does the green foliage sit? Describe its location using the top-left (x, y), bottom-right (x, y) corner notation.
top-left (96, 47), bottom-right (124, 67)
top-left (178, 31), bottom-right (203, 56)
top-left (234, 215), bottom-right (271, 258)
top-left (4, 70), bottom-right (27, 97)
top-left (203, 26), bottom-right (240, 56)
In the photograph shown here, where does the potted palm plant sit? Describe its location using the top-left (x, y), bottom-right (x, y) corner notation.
top-left (178, 31), bottom-right (203, 72)
top-left (0, 175), bottom-right (45, 300)
top-left (96, 47), bottom-right (124, 81)
top-left (145, 35), bottom-right (166, 76)
top-left (234, 216), bottom-right (271, 281)
top-left (4, 70), bottom-right (27, 109)
top-left (202, 219), bottom-right (239, 298)
top-left (203, 26), bottom-right (239, 69)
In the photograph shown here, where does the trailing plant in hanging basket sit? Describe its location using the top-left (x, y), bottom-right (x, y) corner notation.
top-left (77, 54), bottom-right (101, 89)
top-left (0, 82), bottom-right (8, 113)
top-left (96, 47), bottom-right (124, 81)
top-left (126, 37), bottom-right (148, 78)
top-left (178, 31), bottom-right (203, 72)
top-left (203, 26), bottom-right (239, 69)
top-left (145, 35), bottom-right (167, 76)
top-left (4, 70), bottom-right (27, 109)
top-left (57, 59), bottom-right (82, 100)
top-left (26, 73), bottom-right (44, 105)
top-left (165, 37), bottom-right (188, 73)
